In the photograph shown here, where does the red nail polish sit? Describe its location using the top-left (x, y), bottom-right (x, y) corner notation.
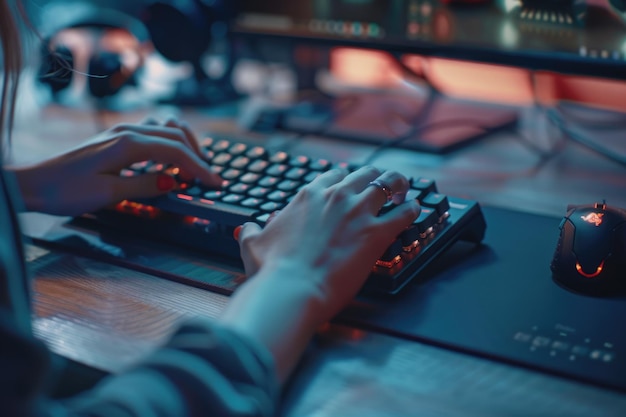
top-left (233, 225), bottom-right (242, 241)
top-left (157, 174), bottom-right (176, 191)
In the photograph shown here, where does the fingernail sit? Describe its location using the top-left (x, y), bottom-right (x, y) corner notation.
top-left (157, 174), bottom-right (176, 191)
top-left (233, 225), bottom-right (243, 241)
top-left (267, 210), bottom-right (280, 224)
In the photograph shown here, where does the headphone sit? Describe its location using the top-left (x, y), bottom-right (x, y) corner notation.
top-left (38, 7), bottom-right (152, 101)
top-left (39, 2), bottom-right (235, 105)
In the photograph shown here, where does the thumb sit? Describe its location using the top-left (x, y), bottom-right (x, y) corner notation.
top-left (235, 222), bottom-right (264, 277)
top-left (110, 173), bottom-right (177, 202)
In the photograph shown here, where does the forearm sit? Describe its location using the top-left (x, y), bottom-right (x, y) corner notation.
top-left (4, 164), bottom-right (45, 212)
top-left (221, 262), bottom-right (328, 384)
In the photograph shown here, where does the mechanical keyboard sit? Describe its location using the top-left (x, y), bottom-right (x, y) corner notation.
top-left (85, 134), bottom-right (487, 294)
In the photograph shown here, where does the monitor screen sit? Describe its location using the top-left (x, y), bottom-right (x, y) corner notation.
top-left (232, 0), bottom-right (626, 79)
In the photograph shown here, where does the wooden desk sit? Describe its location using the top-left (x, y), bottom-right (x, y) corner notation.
top-left (14, 99), bottom-right (626, 416)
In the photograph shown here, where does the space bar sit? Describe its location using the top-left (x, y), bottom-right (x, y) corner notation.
top-left (154, 193), bottom-right (259, 227)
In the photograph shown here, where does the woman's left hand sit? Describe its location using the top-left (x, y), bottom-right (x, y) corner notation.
top-left (9, 117), bottom-right (221, 216)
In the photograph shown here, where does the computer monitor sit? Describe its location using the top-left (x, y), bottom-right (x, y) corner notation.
top-left (230, 1), bottom-right (626, 153)
top-left (232, 0), bottom-right (626, 79)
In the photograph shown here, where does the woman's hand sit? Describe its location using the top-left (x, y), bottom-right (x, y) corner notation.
top-left (223, 166), bottom-right (419, 382)
top-left (9, 117), bottom-right (221, 216)
top-left (237, 166), bottom-right (420, 322)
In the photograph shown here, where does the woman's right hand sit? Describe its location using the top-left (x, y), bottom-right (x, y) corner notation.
top-left (221, 166), bottom-right (419, 383)
top-left (235, 166), bottom-right (420, 322)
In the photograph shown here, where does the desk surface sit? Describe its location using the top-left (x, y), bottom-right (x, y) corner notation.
top-left (13, 98), bottom-right (626, 416)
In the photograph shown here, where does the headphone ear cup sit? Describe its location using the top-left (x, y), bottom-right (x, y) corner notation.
top-left (39, 44), bottom-right (74, 95)
top-left (87, 51), bottom-right (126, 98)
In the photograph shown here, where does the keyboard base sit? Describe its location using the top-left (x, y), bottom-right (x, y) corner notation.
top-left (85, 196), bottom-right (486, 294)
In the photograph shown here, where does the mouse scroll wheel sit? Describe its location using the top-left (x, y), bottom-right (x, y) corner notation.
top-left (594, 201), bottom-right (607, 210)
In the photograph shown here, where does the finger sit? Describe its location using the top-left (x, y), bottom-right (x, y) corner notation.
top-left (306, 167), bottom-right (350, 190)
top-left (164, 116), bottom-right (203, 159)
top-left (105, 173), bottom-right (177, 203)
top-left (338, 165), bottom-right (383, 192)
top-left (235, 221), bottom-right (262, 243)
top-left (108, 133), bottom-right (222, 187)
top-left (116, 124), bottom-right (197, 153)
top-left (375, 198), bottom-right (421, 239)
top-left (140, 116), bottom-right (159, 126)
top-left (236, 221), bottom-right (264, 276)
top-left (163, 117), bottom-right (204, 181)
top-left (116, 121), bottom-right (206, 181)
top-left (360, 170), bottom-right (412, 213)
top-left (265, 210), bottom-right (280, 226)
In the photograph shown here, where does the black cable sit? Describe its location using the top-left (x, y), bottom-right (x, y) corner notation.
top-left (361, 117), bottom-right (492, 165)
top-left (553, 102), bottom-right (626, 130)
top-left (546, 107), bottom-right (626, 168)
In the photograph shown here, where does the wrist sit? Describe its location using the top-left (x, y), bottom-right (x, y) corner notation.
top-left (241, 260), bottom-right (329, 326)
top-left (221, 262), bottom-right (330, 382)
top-left (4, 165), bottom-right (41, 212)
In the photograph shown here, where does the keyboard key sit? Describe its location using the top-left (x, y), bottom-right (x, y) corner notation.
top-left (230, 156), bottom-right (251, 170)
top-left (309, 159), bottom-right (331, 171)
top-left (228, 143), bottom-right (247, 155)
top-left (378, 238), bottom-right (403, 265)
top-left (260, 201), bottom-right (282, 212)
top-left (211, 166), bottom-right (225, 175)
top-left (304, 171), bottom-right (323, 183)
top-left (211, 140), bottom-right (231, 152)
top-left (184, 186), bottom-right (203, 196)
top-left (248, 160), bottom-right (270, 173)
top-left (229, 183), bottom-right (251, 195)
top-left (277, 179), bottom-right (301, 192)
top-left (246, 146), bottom-right (267, 159)
top-left (241, 198), bottom-right (263, 208)
top-left (414, 208), bottom-right (438, 234)
top-left (212, 153), bottom-right (233, 166)
top-left (240, 172), bottom-right (261, 184)
top-left (258, 176), bottom-right (280, 188)
top-left (203, 190), bottom-right (224, 200)
top-left (266, 164), bottom-right (289, 177)
top-left (201, 136), bottom-right (214, 148)
top-left (130, 160), bottom-right (150, 171)
top-left (269, 151), bottom-right (289, 164)
top-left (222, 169), bottom-right (242, 180)
top-left (146, 163), bottom-right (166, 173)
top-left (249, 187), bottom-right (271, 198)
top-left (268, 190), bottom-right (290, 202)
top-left (285, 167), bottom-right (308, 180)
top-left (413, 177), bottom-right (437, 195)
top-left (223, 194), bottom-right (245, 204)
top-left (421, 193), bottom-right (450, 217)
top-left (290, 155), bottom-right (310, 167)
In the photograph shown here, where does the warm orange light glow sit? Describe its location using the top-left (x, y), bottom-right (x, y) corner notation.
top-left (403, 240), bottom-right (420, 252)
top-left (580, 212), bottom-right (604, 227)
top-left (375, 255), bottom-right (402, 269)
top-left (330, 47), bottom-right (403, 88)
top-left (176, 194), bottom-right (193, 201)
top-left (115, 200), bottom-right (160, 218)
top-left (576, 261), bottom-right (604, 278)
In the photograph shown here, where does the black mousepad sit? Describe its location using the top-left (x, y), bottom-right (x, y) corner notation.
top-left (339, 206), bottom-right (626, 393)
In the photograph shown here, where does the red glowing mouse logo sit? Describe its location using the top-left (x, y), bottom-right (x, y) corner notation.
top-left (580, 212), bottom-right (604, 227)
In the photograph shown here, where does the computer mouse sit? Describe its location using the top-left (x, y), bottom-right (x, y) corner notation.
top-left (551, 201), bottom-right (626, 296)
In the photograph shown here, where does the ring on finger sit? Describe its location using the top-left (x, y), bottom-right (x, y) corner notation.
top-left (367, 180), bottom-right (393, 202)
